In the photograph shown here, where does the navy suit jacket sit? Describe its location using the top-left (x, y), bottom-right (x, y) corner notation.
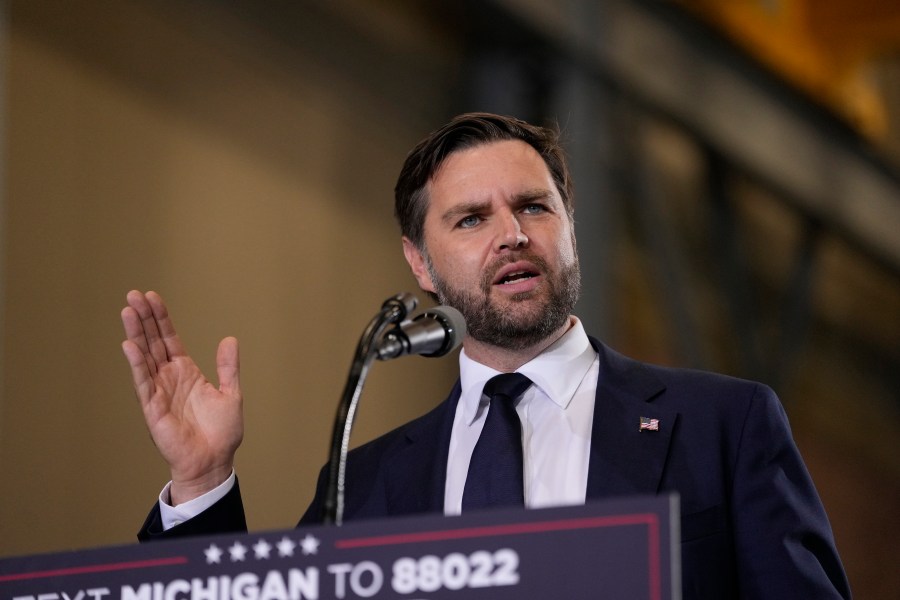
top-left (140, 339), bottom-right (851, 599)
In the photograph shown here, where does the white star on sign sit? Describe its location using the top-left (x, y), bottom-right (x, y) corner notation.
top-left (276, 536), bottom-right (297, 557)
top-left (204, 544), bottom-right (223, 564)
top-left (299, 534), bottom-right (320, 555)
top-left (253, 539), bottom-right (272, 559)
top-left (229, 541), bottom-right (248, 562)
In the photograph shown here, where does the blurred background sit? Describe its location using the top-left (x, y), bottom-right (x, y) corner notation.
top-left (1, 1), bottom-right (898, 597)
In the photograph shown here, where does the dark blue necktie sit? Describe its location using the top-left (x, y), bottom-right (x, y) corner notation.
top-left (462, 373), bottom-right (533, 511)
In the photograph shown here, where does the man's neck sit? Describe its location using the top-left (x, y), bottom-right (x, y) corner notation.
top-left (462, 317), bottom-right (575, 372)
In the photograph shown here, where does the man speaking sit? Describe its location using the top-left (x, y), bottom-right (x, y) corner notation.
top-left (121, 113), bottom-right (851, 599)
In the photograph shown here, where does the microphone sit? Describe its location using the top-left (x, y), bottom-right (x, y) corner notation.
top-left (376, 306), bottom-right (466, 360)
top-left (323, 296), bottom-right (463, 524)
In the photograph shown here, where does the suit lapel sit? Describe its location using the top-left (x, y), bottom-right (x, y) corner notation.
top-left (586, 338), bottom-right (678, 498)
top-left (379, 340), bottom-right (677, 512)
top-left (383, 380), bottom-right (461, 516)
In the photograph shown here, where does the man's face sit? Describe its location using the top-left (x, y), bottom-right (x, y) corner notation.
top-left (402, 140), bottom-right (580, 351)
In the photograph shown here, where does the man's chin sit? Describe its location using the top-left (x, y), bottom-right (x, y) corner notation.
top-left (469, 301), bottom-right (567, 349)
top-left (489, 285), bottom-right (544, 305)
top-left (469, 318), bottom-right (565, 351)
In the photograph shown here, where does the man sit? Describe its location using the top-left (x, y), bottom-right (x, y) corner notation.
top-left (121, 113), bottom-right (851, 598)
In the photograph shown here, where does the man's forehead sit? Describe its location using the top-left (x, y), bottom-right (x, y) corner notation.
top-left (432, 139), bottom-right (542, 175)
top-left (426, 140), bottom-right (557, 203)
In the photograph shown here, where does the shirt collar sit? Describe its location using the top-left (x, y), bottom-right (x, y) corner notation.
top-left (458, 317), bottom-right (596, 425)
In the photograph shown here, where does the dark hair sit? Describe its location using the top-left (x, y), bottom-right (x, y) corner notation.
top-left (394, 113), bottom-right (573, 249)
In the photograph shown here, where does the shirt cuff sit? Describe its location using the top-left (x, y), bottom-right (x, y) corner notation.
top-left (158, 470), bottom-right (236, 530)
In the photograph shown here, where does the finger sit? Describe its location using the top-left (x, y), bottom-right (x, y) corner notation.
top-left (216, 336), bottom-right (241, 399)
top-left (121, 301), bottom-right (158, 377)
top-left (145, 291), bottom-right (188, 359)
top-left (126, 290), bottom-right (169, 369)
top-left (121, 339), bottom-right (155, 405)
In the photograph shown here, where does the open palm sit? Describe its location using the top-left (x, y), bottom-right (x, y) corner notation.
top-left (121, 290), bottom-right (242, 503)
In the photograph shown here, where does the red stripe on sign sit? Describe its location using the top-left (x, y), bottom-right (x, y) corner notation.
top-left (0, 556), bottom-right (189, 583)
top-left (335, 513), bottom-right (656, 548)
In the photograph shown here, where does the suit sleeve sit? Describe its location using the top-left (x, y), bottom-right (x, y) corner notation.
top-left (137, 477), bottom-right (248, 541)
top-left (297, 464), bottom-right (328, 526)
top-left (731, 384), bottom-right (851, 599)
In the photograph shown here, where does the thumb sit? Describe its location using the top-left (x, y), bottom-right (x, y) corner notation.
top-left (216, 336), bottom-right (241, 397)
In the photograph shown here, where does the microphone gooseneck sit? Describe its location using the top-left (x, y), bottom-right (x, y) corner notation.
top-left (322, 293), bottom-right (416, 525)
top-left (322, 295), bottom-right (466, 526)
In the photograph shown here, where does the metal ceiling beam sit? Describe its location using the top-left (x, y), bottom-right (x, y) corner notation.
top-left (492, 0), bottom-right (900, 276)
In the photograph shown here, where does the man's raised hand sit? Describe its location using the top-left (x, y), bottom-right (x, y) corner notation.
top-left (121, 290), bottom-right (243, 504)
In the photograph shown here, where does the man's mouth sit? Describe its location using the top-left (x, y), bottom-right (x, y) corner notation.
top-left (487, 259), bottom-right (546, 293)
top-left (497, 270), bottom-right (539, 285)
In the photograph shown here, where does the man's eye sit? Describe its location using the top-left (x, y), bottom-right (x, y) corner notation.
top-left (458, 215), bottom-right (481, 228)
top-left (522, 204), bottom-right (545, 214)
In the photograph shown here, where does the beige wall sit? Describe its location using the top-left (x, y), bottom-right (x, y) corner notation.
top-left (0, 0), bottom-right (458, 554)
top-left (2, 3), bottom-right (899, 598)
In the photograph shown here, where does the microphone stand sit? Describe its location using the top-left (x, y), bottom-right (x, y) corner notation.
top-left (321, 293), bottom-right (417, 525)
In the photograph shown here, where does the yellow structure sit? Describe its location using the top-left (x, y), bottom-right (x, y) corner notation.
top-left (679, 0), bottom-right (900, 139)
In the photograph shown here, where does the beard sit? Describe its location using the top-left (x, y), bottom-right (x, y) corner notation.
top-left (425, 251), bottom-right (581, 351)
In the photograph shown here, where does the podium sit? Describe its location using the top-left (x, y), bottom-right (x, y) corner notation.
top-left (1, 494), bottom-right (680, 599)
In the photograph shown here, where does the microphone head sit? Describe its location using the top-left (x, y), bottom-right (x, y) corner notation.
top-left (417, 305), bottom-right (466, 357)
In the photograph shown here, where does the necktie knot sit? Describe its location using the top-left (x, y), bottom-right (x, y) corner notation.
top-left (482, 372), bottom-right (533, 404)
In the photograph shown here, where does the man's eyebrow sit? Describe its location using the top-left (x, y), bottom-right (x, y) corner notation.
top-left (512, 189), bottom-right (555, 204)
top-left (438, 189), bottom-right (557, 225)
top-left (440, 200), bottom-right (491, 225)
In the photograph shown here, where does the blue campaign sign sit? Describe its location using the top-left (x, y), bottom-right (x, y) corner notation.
top-left (0, 494), bottom-right (679, 600)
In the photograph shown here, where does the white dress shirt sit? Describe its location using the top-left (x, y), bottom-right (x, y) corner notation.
top-left (158, 470), bottom-right (235, 529)
top-left (444, 316), bottom-right (598, 514)
top-left (160, 317), bottom-right (598, 529)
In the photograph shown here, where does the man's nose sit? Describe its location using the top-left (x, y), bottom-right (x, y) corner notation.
top-left (495, 214), bottom-right (529, 252)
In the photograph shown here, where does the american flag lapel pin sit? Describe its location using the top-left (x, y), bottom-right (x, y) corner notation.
top-left (639, 416), bottom-right (660, 432)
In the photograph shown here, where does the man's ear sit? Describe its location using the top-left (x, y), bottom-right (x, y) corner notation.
top-left (402, 237), bottom-right (436, 294)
